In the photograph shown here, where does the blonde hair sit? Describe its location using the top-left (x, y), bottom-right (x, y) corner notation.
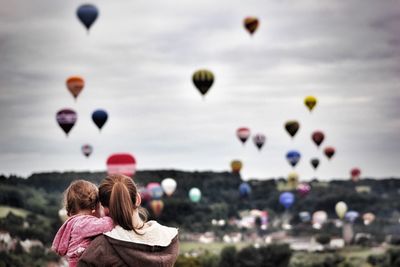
top-left (99, 174), bottom-right (147, 233)
top-left (64, 180), bottom-right (99, 217)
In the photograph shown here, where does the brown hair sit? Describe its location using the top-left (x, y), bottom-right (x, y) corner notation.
top-left (99, 174), bottom-right (147, 233)
top-left (64, 180), bottom-right (99, 217)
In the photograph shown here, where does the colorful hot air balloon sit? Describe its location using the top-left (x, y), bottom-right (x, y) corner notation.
top-left (345, 211), bottom-right (359, 223)
top-left (253, 133), bottom-right (266, 150)
top-left (335, 201), bottom-right (348, 219)
top-left (81, 144), bottom-right (93, 157)
top-left (147, 182), bottom-right (164, 200)
top-left (161, 178), bottom-right (177, 197)
top-left (139, 187), bottom-right (151, 206)
top-left (230, 160), bottom-right (243, 173)
top-left (150, 200), bottom-right (164, 217)
top-left (243, 17), bottom-right (259, 35)
top-left (76, 4), bottom-right (99, 32)
top-left (324, 147), bottom-right (335, 160)
top-left (66, 76), bottom-right (84, 100)
top-left (310, 158), bottom-right (320, 170)
top-left (106, 153), bottom-right (136, 177)
top-left (312, 131), bottom-right (325, 147)
top-left (192, 69), bottom-right (214, 97)
top-left (239, 182), bottom-right (251, 198)
top-left (304, 96), bottom-right (317, 112)
top-left (237, 127), bottom-right (251, 144)
top-left (286, 150), bottom-right (301, 167)
top-left (279, 192), bottom-right (295, 209)
top-left (92, 109), bottom-right (108, 130)
top-left (285, 121), bottom-right (300, 138)
top-left (297, 183), bottom-right (311, 197)
top-left (56, 108), bottom-right (77, 136)
top-left (363, 213), bottom-right (375, 225)
top-left (350, 168), bottom-right (361, 182)
top-left (189, 188), bottom-right (201, 202)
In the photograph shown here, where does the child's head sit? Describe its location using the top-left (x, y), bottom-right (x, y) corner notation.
top-left (64, 180), bottom-right (99, 216)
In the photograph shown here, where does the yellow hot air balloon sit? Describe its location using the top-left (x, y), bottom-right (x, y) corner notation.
top-left (304, 96), bottom-right (317, 112)
top-left (287, 172), bottom-right (299, 190)
top-left (230, 160), bottom-right (243, 173)
top-left (335, 201), bottom-right (348, 219)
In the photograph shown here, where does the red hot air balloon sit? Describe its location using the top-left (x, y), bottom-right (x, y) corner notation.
top-left (237, 127), bottom-right (251, 144)
top-left (56, 108), bottom-right (77, 136)
top-left (81, 144), bottom-right (93, 157)
top-left (66, 76), bottom-right (84, 100)
top-left (350, 168), bottom-right (361, 182)
top-left (324, 147), bottom-right (335, 160)
top-left (311, 131), bottom-right (325, 147)
top-left (106, 153), bottom-right (136, 177)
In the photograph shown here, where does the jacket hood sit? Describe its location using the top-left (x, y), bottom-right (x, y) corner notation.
top-left (104, 220), bottom-right (178, 246)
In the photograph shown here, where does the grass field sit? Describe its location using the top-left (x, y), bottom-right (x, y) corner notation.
top-left (180, 241), bottom-right (250, 255)
top-left (0, 205), bottom-right (30, 218)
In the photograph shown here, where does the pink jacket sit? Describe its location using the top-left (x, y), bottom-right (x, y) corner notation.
top-left (52, 215), bottom-right (114, 267)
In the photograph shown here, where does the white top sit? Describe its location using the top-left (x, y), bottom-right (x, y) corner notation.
top-left (104, 220), bottom-right (178, 247)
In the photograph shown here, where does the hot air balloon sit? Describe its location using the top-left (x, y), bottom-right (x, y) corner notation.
top-left (92, 109), bottom-right (108, 130)
top-left (335, 201), bottom-right (348, 219)
top-left (312, 211), bottom-right (328, 227)
top-left (285, 121), bottom-right (300, 138)
top-left (58, 208), bottom-right (68, 222)
top-left (239, 182), bottom-right (251, 198)
top-left (363, 213), bottom-right (375, 225)
top-left (230, 160), bottom-right (243, 173)
top-left (350, 168), bottom-right (361, 182)
top-left (76, 4), bottom-right (99, 32)
top-left (243, 17), bottom-right (259, 35)
top-left (139, 187), bottom-right (151, 206)
top-left (56, 108), bottom-right (77, 136)
top-left (286, 150), bottom-right (301, 167)
top-left (311, 131), bottom-right (325, 147)
top-left (279, 192), bottom-right (295, 209)
top-left (192, 69), bottom-right (214, 97)
top-left (161, 178), bottom-right (177, 197)
top-left (189, 188), bottom-right (201, 202)
top-left (287, 172), bottom-right (299, 189)
top-left (237, 127), bottom-right (251, 144)
top-left (310, 158), bottom-right (320, 170)
top-left (66, 76), bottom-right (84, 100)
top-left (81, 144), bottom-right (93, 157)
top-left (146, 182), bottom-right (164, 200)
top-left (106, 153), bottom-right (136, 177)
top-left (304, 96), bottom-right (317, 112)
top-left (345, 211), bottom-right (359, 223)
top-left (324, 147), bottom-right (335, 160)
top-left (253, 133), bottom-right (266, 150)
top-left (299, 211), bottom-right (311, 223)
top-left (297, 183), bottom-right (311, 197)
top-left (150, 200), bottom-right (164, 217)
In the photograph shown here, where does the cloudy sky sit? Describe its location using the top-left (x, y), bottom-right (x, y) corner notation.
top-left (1, 0), bottom-right (399, 180)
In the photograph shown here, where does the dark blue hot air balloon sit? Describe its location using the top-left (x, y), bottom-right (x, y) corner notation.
top-left (239, 182), bottom-right (251, 198)
top-left (77, 4), bottom-right (99, 32)
top-left (92, 109), bottom-right (108, 130)
top-left (279, 192), bottom-right (295, 209)
top-left (286, 150), bottom-right (301, 167)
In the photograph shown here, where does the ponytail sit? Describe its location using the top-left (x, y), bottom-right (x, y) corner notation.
top-left (110, 182), bottom-right (134, 230)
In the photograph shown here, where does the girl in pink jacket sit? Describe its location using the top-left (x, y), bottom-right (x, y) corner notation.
top-left (52, 180), bottom-right (114, 267)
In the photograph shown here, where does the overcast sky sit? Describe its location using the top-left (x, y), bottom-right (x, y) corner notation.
top-left (0, 0), bottom-right (399, 180)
